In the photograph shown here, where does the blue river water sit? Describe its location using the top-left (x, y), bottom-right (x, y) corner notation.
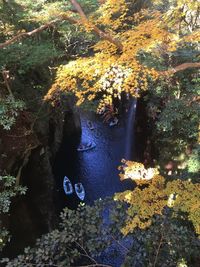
top-left (55, 110), bottom-right (135, 208)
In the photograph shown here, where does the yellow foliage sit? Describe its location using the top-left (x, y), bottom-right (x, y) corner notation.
top-left (96, 0), bottom-right (128, 30)
top-left (118, 160), bottom-right (159, 185)
top-left (44, 1), bottom-right (198, 110)
top-left (115, 162), bottom-right (200, 235)
top-left (184, 30), bottom-right (200, 43)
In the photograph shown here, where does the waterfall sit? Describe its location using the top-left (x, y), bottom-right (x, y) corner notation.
top-left (124, 98), bottom-right (137, 160)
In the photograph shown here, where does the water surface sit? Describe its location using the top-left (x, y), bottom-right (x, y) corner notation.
top-left (54, 110), bottom-right (134, 208)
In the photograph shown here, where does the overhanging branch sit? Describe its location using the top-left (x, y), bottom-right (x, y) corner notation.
top-left (0, 19), bottom-right (60, 49)
top-left (160, 62), bottom-right (200, 75)
top-left (0, 16), bottom-right (78, 49)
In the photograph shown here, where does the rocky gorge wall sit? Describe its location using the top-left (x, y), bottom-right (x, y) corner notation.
top-left (1, 98), bottom-right (81, 257)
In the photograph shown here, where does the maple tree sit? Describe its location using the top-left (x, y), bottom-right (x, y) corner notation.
top-left (43, 0), bottom-right (200, 111)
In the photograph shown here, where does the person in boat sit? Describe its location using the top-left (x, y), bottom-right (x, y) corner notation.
top-left (76, 183), bottom-right (82, 193)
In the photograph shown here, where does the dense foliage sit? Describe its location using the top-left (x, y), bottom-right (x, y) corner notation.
top-left (2, 202), bottom-right (109, 266)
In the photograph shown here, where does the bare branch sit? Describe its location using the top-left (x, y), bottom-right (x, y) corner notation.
top-left (160, 62), bottom-right (200, 75)
top-left (92, 26), bottom-right (123, 50)
top-left (70, 0), bottom-right (88, 20)
top-left (0, 19), bottom-right (59, 49)
top-left (153, 233), bottom-right (163, 267)
top-left (111, 235), bottom-right (130, 253)
top-left (74, 241), bottom-right (97, 265)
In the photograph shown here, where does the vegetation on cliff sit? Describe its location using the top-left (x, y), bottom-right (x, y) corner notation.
top-left (0, 176), bottom-right (26, 251)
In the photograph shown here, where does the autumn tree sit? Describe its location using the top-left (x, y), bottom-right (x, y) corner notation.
top-left (42, 0), bottom-right (200, 112)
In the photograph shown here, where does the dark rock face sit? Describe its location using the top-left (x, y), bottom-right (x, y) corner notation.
top-left (2, 99), bottom-right (81, 257)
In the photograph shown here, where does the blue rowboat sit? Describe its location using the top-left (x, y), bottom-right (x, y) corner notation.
top-left (63, 176), bottom-right (73, 195)
top-left (75, 183), bottom-right (85, 201)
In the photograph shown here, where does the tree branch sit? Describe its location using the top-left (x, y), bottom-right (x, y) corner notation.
top-left (69, 0), bottom-right (123, 50)
top-left (0, 1), bottom-right (122, 51)
top-left (0, 19), bottom-right (59, 49)
top-left (74, 241), bottom-right (97, 265)
top-left (160, 62), bottom-right (200, 75)
top-left (0, 16), bottom-right (78, 49)
top-left (153, 233), bottom-right (163, 267)
top-left (70, 0), bottom-right (88, 20)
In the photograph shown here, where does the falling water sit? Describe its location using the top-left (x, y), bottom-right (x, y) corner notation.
top-left (125, 98), bottom-right (137, 160)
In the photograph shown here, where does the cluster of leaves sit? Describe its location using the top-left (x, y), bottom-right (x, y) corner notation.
top-left (46, 1), bottom-right (164, 108)
top-left (0, 0), bottom-right (98, 69)
top-left (186, 145), bottom-right (200, 173)
top-left (0, 175), bottom-right (26, 251)
top-left (2, 201), bottom-right (111, 266)
top-left (0, 41), bottom-right (63, 74)
top-left (112, 162), bottom-right (200, 266)
top-left (0, 96), bottom-right (25, 130)
top-left (118, 159), bottom-right (159, 184)
top-left (116, 161), bottom-right (200, 235)
top-left (0, 1), bottom-right (62, 72)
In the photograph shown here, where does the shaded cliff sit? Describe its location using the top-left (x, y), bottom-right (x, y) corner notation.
top-left (1, 98), bottom-right (81, 257)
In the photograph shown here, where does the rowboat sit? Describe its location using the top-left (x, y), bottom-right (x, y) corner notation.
top-left (63, 176), bottom-right (73, 195)
top-left (77, 141), bottom-right (96, 152)
top-left (87, 120), bottom-right (95, 130)
top-left (75, 183), bottom-right (85, 201)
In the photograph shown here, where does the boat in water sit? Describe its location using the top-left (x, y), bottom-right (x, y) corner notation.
top-left (109, 117), bottom-right (118, 127)
top-left (87, 120), bottom-right (95, 130)
top-left (75, 183), bottom-right (85, 201)
top-left (77, 141), bottom-right (96, 152)
top-left (63, 176), bottom-right (73, 195)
